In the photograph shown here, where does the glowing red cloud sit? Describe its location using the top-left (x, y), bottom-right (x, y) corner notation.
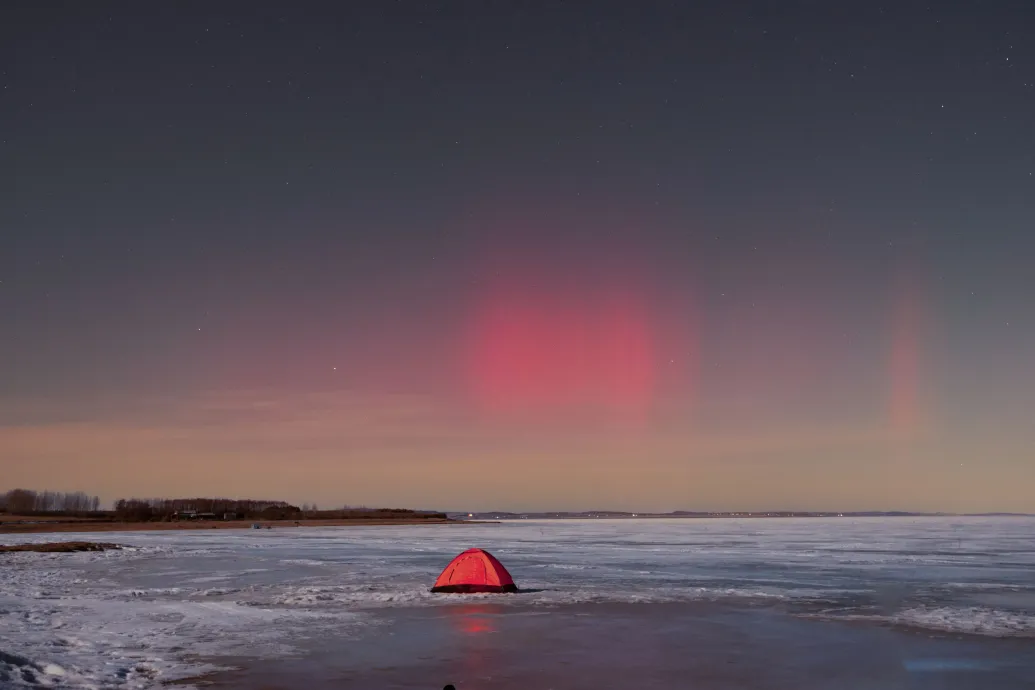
top-left (467, 283), bottom-right (656, 423)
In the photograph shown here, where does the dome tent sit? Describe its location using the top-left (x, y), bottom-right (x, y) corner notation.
top-left (431, 548), bottom-right (518, 593)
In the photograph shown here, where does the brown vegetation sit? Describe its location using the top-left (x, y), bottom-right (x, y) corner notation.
top-left (109, 498), bottom-right (449, 523)
top-left (1, 488), bottom-right (453, 534)
top-left (0, 541), bottom-right (122, 553)
top-left (113, 497), bottom-right (304, 521)
top-left (1, 517), bottom-right (462, 534)
top-left (1, 488), bottom-right (101, 515)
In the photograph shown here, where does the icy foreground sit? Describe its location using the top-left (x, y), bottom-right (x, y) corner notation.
top-left (1, 517), bottom-right (1033, 688)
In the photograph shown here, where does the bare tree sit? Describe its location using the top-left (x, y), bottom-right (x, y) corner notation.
top-left (1, 488), bottom-right (102, 514)
top-left (5, 489), bottom-right (37, 513)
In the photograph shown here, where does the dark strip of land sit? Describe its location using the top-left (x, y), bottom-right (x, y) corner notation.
top-left (455, 511), bottom-right (1034, 519)
top-left (0, 517), bottom-right (473, 534)
top-left (0, 541), bottom-right (122, 553)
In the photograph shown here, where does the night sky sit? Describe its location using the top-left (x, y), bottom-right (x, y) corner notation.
top-left (2, 2), bottom-right (1033, 512)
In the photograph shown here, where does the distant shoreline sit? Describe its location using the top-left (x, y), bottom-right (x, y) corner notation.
top-left (452, 512), bottom-right (1034, 520)
top-left (0, 517), bottom-right (487, 534)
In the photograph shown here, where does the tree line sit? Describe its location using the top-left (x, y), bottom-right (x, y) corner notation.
top-left (1, 488), bottom-right (447, 522)
top-left (113, 497), bottom-right (301, 521)
top-left (0, 488), bottom-right (101, 514)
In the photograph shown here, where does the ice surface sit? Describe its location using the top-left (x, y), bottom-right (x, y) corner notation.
top-left (1, 516), bottom-right (1033, 687)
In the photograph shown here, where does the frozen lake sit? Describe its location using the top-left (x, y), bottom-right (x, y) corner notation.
top-left (1, 517), bottom-right (1033, 688)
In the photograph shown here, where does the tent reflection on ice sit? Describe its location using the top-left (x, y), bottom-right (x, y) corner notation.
top-left (431, 548), bottom-right (518, 593)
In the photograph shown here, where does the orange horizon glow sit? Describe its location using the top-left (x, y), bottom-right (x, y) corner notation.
top-left (1, 250), bottom-right (1031, 514)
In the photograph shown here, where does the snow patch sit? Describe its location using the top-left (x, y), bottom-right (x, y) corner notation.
top-left (893, 606), bottom-right (1035, 638)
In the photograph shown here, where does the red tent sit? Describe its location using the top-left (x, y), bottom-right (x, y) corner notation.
top-left (431, 548), bottom-right (518, 593)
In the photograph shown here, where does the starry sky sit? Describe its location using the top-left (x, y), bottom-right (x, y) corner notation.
top-left (2, 2), bottom-right (1033, 512)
